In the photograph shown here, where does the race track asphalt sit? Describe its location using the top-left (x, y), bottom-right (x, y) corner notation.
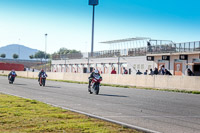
top-left (0, 76), bottom-right (200, 133)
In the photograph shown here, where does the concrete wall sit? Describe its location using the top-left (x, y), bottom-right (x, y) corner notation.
top-left (0, 70), bottom-right (199, 91)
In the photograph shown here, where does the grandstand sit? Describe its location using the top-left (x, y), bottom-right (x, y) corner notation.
top-left (51, 37), bottom-right (200, 76)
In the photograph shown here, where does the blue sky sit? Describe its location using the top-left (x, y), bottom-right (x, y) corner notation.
top-left (0, 0), bottom-right (199, 53)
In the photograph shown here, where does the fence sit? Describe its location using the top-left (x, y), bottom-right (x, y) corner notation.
top-left (147, 41), bottom-right (200, 54)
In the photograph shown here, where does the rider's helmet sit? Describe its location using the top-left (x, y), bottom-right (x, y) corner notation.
top-left (94, 69), bottom-right (99, 74)
top-left (12, 69), bottom-right (15, 72)
top-left (41, 69), bottom-right (44, 72)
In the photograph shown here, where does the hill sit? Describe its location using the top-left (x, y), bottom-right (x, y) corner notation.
top-left (0, 44), bottom-right (39, 59)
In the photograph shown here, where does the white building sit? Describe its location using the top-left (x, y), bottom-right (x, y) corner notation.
top-left (51, 38), bottom-right (200, 76)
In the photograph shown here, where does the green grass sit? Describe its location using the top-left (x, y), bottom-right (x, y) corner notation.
top-left (0, 93), bottom-right (140, 133)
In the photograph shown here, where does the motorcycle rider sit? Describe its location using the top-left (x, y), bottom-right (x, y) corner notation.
top-left (38, 69), bottom-right (47, 82)
top-left (88, 69), bottom-right (101, 92)
top-left (8, 69), bottom-right (17, 80)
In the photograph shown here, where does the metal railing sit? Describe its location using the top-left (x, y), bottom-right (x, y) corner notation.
top-left (52, 47), bottom-right (147, 60)
top-left (147, 41), bottom-right (200, 54)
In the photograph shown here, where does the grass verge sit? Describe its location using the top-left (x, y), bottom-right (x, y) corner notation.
top-left (0, 93), bottom-right (140, 133)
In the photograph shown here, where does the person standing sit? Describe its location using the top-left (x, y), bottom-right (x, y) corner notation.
top-left (149, 68), bottom-right (154, 75)
top-left (136, 70), bottom-right (143, 75)
top-left (187, 68), bottom-right (194, 76)
top-left (123, 67), bottom-right (128, 74)
top-left (144, 70), bottom-right (148, 75)
top-left (111, 68), bottom-right (117, 74)
top-left (161, 65), bottom-right (165, 75)
top-left (154, 67), bottom-right (158, 75)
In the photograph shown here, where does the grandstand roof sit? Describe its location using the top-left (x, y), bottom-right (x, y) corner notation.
top-left (100, 37), bottom-right (151, 44)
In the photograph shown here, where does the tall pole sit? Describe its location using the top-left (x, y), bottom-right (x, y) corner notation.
top-left (18, 38), bottom-right (20, 59)
top-left (45, 33), bottom-right (48, 72)
top-left (118, 56), bottom-right (120, 74)
top-left (91, 5), bottom-right (95, 57)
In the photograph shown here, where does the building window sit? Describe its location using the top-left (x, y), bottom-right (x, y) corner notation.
top-left (137, 64), bottom-right (140, 69)
top-left (141, 64), bottom-right (144, 69)
top-left (133, 64), bottom-right (136, 69)
top-left (148, 65), bottom-right (152, 70)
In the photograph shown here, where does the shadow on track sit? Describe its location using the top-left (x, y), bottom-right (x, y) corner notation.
top-left (45, 86), bottom-right (61, 88)
top-left (14, 83), bottom-right (27, 86)
top-left (98, 94), bottom-right (128, 97)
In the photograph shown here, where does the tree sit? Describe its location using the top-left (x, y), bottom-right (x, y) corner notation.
top-left (13, 54), bottom-right (19, 59)
top-left (52, 47), bottom-right (82, 59)
top-left (34, 51), bottom-right (50, 59)
top-left (0, 53), bottom-right (6, 58)
top-left (29, 55), bottom-right (34, 59)
top-left (57, 47), bottom-right (81, 55)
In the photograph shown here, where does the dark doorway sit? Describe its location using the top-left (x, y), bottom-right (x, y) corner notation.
top-left (90, 67), bottom-right (94, 73)
top-left (129, 68), bottom-right (131, 75)
top-left (83, 67), bottom-right (87, 73)
top-left (193, 64), bottom-right (200, 76)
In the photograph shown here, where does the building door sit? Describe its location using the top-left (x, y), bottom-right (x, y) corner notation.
top-left (129, 68), bottom-right (131, 75)
top-left (83, 68), bottom-right (87, 73)
top-left (174, 62), bottom-right (182, 76)
top-left (193, 64), bottom-right (200, 76)
top-left (90, 67), bottom-right (94, 73)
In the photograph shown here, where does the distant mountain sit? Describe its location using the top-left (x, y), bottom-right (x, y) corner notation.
top-left (0, 44), bottom-right (39, 59)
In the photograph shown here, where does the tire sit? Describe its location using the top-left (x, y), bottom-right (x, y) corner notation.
top-left (94, 84), bottom-right (99, 95)
top-left (42, 79), bottom-right (45, 87)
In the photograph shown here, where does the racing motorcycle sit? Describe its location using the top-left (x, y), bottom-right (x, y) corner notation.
top-left (89, 75), bottom-right (102, 95)
top-left (8, 73), bottom-right (17, 84)
top-left (39, 73), bottom-right (47, 86)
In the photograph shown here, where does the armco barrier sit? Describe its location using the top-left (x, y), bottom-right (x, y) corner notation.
top-left (0, 71), bottom-right (200, 91)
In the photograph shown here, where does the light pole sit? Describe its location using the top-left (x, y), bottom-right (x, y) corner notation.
top-left (89, 0), bottom-right (99, 57)
top-left (45, 33), bottom-right (48, 72)
top-left (18, 38), bottom-right (20, 59)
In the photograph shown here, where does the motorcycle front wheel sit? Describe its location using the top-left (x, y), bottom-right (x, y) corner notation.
top-left (94, 84), bottom-right (99, 95)
top-left (42, 79), bottom-right (45, 87)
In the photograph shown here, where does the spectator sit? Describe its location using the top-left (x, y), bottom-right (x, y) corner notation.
top-left (154, 67), bottom-right (158, 75)
top-left (111, 68), bottom-right (117, 74)
top-left (161, 65), bottom-right (165, 75)
top-left (149, 68), bottom-right (154, 75)
top-left (32, 68), bottom-right (35, 72)
top-left (136, 70), bottom-right (143, 75)
top-left (123, 67), bottom-right (128, 74)
top-left (164, 69), bottom-right (172, 75)
top-left (144, 70), bottom-right (148, 75)
top-left (187, 68), bottom-right (194, 76)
